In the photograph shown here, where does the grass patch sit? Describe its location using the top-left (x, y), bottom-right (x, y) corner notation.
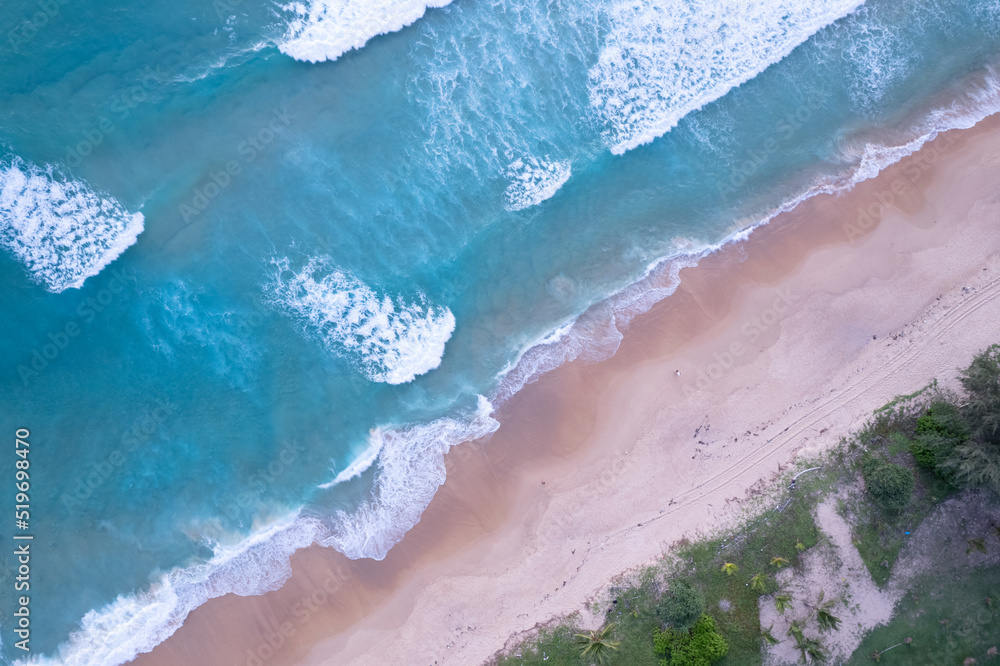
top-left (853, 567), bottom-right (1000, 663)
top-left (495, 624), bottom-right (590, 666)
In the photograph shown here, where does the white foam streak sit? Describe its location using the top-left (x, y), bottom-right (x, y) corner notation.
top-left (319, 396), bottom-right (499, 560)
top-left (320, 435), bottom-right (384, 488)
top-left (504, 157), bottom-right (572, 211)
top-left (266, 255), bottom-right (455, 384)
top-left (590, 0), bottom-right (865, 155)
top-left (0, 158), bottom-right (144, 292)
top-left (278, 0), bottom-right (453, 63)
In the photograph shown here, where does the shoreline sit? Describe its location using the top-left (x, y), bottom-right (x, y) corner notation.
top-left (131, 109), bottom-right (1000, 665)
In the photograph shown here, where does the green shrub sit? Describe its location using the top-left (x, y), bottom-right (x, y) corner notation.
top-left (653, 615), bottom-right (728, 666)
top-left (938, 441), bottom-right (1000, 492)
top-left (959, 344), bottom-right (1000, 445)
top-left (926, 346), bottom-right (1000, 491)
top-left (861, 455), bottom-right (914, 512)
top-left (915, 401), bottom-right (970, 441)
top-left (655, 580), bottom-right (705, 630)
top-left (910, 432), bottom-right (958, 473)
top-left (910, 435), bottom-right (937, 469)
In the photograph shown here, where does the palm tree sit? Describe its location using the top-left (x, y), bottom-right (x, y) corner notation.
top-left (800, 637), bottom-right (827, 663)
top-left (816, 608), bottom-right (841, 632)
top-left (788, 623), bottom-right (826, 664)
top-left (796, 540), bottom-right (806, 551)
top-left (575, 623), bottom-right (620, 664)
top-left (775, 594), bottom-right (793, 614)
top-left (761, 625), bottom-right (780, 644)
top-left (750, 573), bottom-right (766, 592)
top-left (721, 562), bottom-right (739, 576)
top-left (771, 556), bottom-right (790, 568)
top-left (812, 591), bottom-right (842, 633)
top-left (967, 538), bottom-right (988, 555)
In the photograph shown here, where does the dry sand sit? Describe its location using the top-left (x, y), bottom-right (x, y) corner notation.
top-left (134, 114), bottom-right (1000, 666)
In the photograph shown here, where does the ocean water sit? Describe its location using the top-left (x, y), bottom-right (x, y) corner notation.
top-left (2, 0), bottom-right (1000, 662)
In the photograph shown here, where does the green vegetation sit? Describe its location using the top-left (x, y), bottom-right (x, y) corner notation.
top-left (655, 580), bottom-right (705, 630)
top-left (575, 624), bottom-right (621, 664)
top-left (811, 591), bottom-right (841, 633)
top-left (653, 615), bottom-right (728, 666)
top-left (786, 620), bottom-right (826, 664)
top-left (861, 455), bottom-right (915, 513)
top-left (853, 568), bottom-right (1000, 663)
top-left (847, 345), bottom-right (1000, 585)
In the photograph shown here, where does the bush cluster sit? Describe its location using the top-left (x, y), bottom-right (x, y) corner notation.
top-left (861, 455), bottom-right (915, 512)
top-left (655, 580), bottom-right (705, 630)
top-left (652, 614), bottom-right (728, 666)
top-left (887, 345), bottom-right (1000, 495)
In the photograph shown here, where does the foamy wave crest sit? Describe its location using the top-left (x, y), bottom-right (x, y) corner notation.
top-left (266, 255), bottom-right (455, 384)
top-left (589, 0), bottom-right (864, 155)
top-left (278, 0), bottom-right (453, 63)
top-left (19, 516), bottom-right (320, 666)
top-left (504, 157), bottom-right (572, 211)
top-left (0, 157), bottom-right (144, 292)
top-left (320, 395), bottom-right (498, 560)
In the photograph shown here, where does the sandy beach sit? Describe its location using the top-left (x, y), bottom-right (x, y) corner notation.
top-left (134, 113), bottom-right (1000, 666)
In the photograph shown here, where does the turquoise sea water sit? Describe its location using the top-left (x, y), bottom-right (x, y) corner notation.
top-left (2, 0), bottom-right (1000, 662)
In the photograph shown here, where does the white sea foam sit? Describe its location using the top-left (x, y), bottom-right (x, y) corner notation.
top-left (319, 395), bottom-right (499, 560)
top-left (589, 0), bottom-right (865, 155)
top-left (504, 157), bottom-right (572, 211)
top-left (0, 158), bottom-right (144, 292)
top-left (278, 0), bottom-right (453, 63)
top-left (18, 515), bottom-right (320, 666)
top-left (266, 255), bottom-right (455, 384)
top-left (319, 435), bottom-right (384, 488)
top-left (841, 5), bottom-right (914, 114)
